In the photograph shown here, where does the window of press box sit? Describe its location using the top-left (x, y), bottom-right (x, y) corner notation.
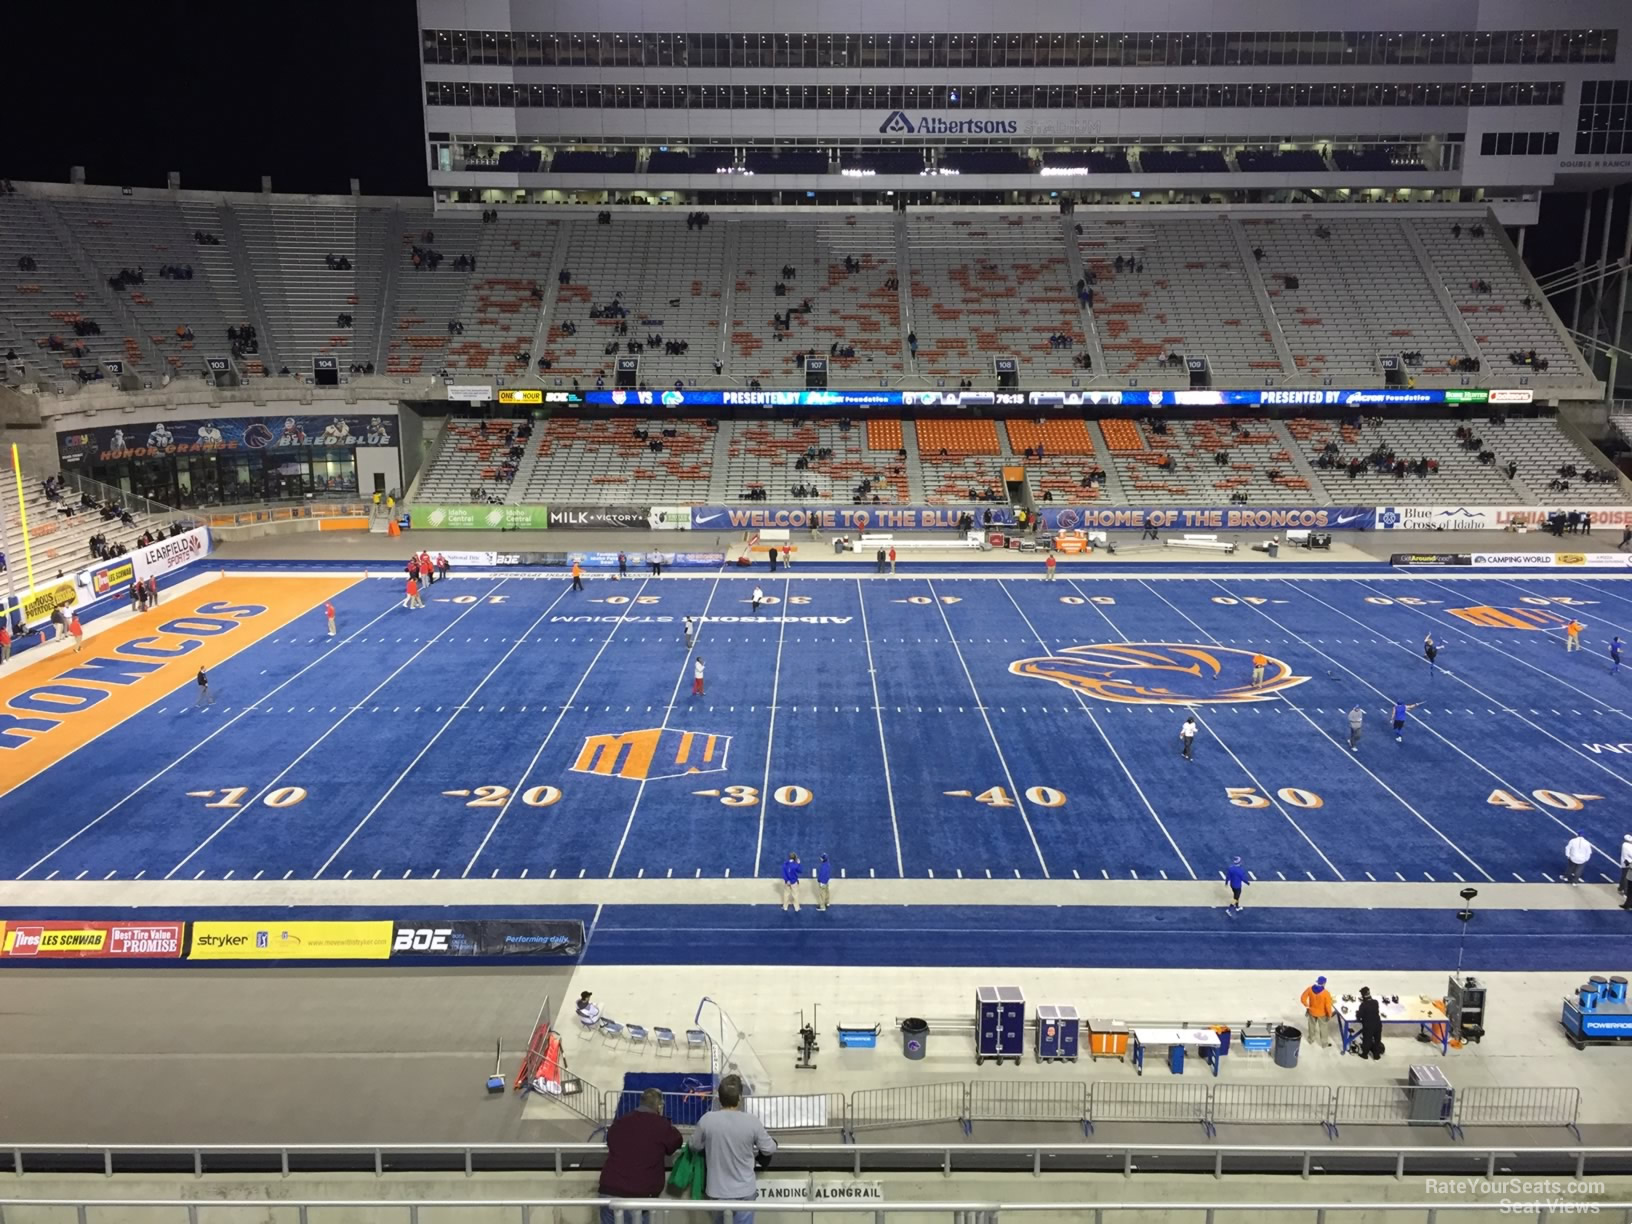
top-left (422, 27), bottom-right (1616, 66)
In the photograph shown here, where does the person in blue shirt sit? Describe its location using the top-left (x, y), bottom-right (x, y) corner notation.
top-left (1225, 856), bottom-right (1249, 916)
top-left (780, 852), bottom-right (802, 913)
top-left (1392, 700), bottom-right (1422, 742)
top-left (1612, 636), bottom-right (1623, 676)
top-left (816, 853), bottom-right (833, 911)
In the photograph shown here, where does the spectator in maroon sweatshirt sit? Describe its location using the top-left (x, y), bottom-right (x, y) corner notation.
top-left (597, 1087), bottom-right (682, 1223)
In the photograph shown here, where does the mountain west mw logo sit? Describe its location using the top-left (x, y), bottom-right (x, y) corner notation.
top-left (1010, 643), bottom-right (1308, 705)
top-left (878, 110), bottom-right (1018, 135)
top-left (571, 727), bottom-right (731, 781)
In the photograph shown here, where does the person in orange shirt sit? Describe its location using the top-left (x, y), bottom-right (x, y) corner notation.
top-left (1251, 652), bottom-right (1268, 687)
top-left (1044, 553), bottom-right (1057, 582)
top-left (571, 561), bottom-right (584, 592)
top-left (403, 576), bottom-right (422, 609)
top-left (68, 613), bottom-right (84, 653)
top-left (324, 601), bottom-right (336, 636)
top-left (1566, 620), bottom-right (1583, 652)
top-left (419, 550), bottom-right (434, 584)
top-left (1300, 975), bottom-right (1336, 1047)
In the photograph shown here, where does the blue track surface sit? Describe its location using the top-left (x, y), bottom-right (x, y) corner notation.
top-left (6, 571), bottom-right (1632, 886)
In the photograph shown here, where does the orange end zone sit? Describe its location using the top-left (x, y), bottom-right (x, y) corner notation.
top-left (0, 576), bottom-right (357, 796)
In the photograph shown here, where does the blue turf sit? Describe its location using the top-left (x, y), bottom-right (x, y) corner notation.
top-left (6, 573), bottom-right (1632, 895)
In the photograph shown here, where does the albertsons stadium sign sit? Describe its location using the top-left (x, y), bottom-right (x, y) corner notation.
top-left (878, 110), bottom-right (1018, 135)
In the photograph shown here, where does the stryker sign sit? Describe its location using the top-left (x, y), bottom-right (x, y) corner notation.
top-left (878, 110), bottom-right (1018, 135)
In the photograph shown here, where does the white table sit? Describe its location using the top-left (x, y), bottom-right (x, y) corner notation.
top-left (1336, 995), bottom-right (1448, 1054)
top-left (1131, 1027), bottom-right (1223, 1076)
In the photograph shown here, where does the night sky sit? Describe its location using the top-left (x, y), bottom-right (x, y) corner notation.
top-left (6, 1), bottom-right (426, 197)
top-left (1, 2), bottom-right (1597, 276)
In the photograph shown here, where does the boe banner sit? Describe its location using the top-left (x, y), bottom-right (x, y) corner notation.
top-left (688, 505), bottom-right (1015, 532)
top-left (0, 921), bottom-right (185, 959)
top-left (1039, 506), bottom-right (1375, 532)
top-left (569, 550), bottom-right (726, 568)
top-left (390, 920), bottom-right (586, 959)
top-left (132, 526), bottom-right (213, 583)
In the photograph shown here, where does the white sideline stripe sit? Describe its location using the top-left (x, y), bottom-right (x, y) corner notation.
top-left (316, 581), bottom-right (582, 878)
top-left (164, 580), bottom-right (512, 880)
top-left (856, 579), bottom-right (906, 876)
top-left (751, 577), bottom-right (792, 879)
top-left (458, 579), bottom-right (653, 879)
top-left (927, 579), bottom-right (1050, 879)
top-left (14, 578), bottom-right (379, 879)
top-left (605, 568), bottom-right (731, 878)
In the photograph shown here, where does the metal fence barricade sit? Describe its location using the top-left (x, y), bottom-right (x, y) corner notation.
top-left (967, 1081), bottom-right (1090, 1135)
top-left (603, 1086), bottom-right (717, 1130)
top-left (1208, 1084), bottom-right (1335, 1134)
top-left (536, 1072), bottom-right (606, 1134)
top-left (845, 1082), bottom-right (969, 1139)
top-left (1453, 1086), bottom-right (1582, 1139)
top-left (746, 1092), bottom-right (848, 1134)
top-left (1087, 1082), bottom-right (1212, 1135)
top-left (1331, 1085), bottom-right (1453, 1134)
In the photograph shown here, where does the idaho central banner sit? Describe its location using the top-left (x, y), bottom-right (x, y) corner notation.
top-left (0, 921), bottom-right (184, 959)
top-left (688, 505), bottom-right (1015, 532)
top-left (131, 527), bottom-right (212, 583)
top-left (1040, 506), bottom-right (1374, 532)
top-left (409, 505), bottom-right (548, 531)
top-left (187, 921), bottom-right (393, 960)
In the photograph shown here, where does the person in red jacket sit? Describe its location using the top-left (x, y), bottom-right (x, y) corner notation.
top-left (0, 621), bottom-right (11, 664)
top-left (597, 1087), bottom-right (682, 1222)
top-left (403, 576), bottom-right (422, 609)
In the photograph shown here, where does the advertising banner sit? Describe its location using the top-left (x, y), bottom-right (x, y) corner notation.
top-left (409, 505), bottom-right (549, 531)
top-left (548, 505), bottom-right (650, 530)
top-left (649, 506), bottom-right (693, 531)
top-left (21, 580), bottom-right (78, 622)
top-left (689, 505), bottom-right (1014, 532)
top-left (131, 526), bottom-right (212, 583)
top-left (390, 920), bottom-right (586, 959)
top-left (1038, 506), bottom-right (1374, 532)
top-left (578, 387), bottom-right (1535, 410)
top-left (1390, 553), bottom-right (1472, 566)
top-left (0, 921), bottom-right (185, 959)
top-left (1464, 552), bottom-right (1632, 568)
top-left (1374, 505), bottom-right (1632, 531)
top-left (569, 550), bottom-right (726, 568)
top-left (447, 385), bottom-right (493, 402)
top-left (187, 921), bottom-right (393, 961)
top-left (56, 414), bottom-right (398, 465)
top-left (87, 558), bottom-right (136, 596)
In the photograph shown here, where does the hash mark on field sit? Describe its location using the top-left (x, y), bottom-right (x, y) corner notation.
top-left (372, 870), bottom-right (381, 879)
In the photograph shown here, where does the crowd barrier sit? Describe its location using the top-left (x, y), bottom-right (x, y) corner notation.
top-left (534, 1079), bottom-right (1581, 1143)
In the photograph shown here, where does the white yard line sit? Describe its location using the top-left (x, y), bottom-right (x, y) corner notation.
top-left (855, 578), bottom-right (906, 876)
top-left (751, 577), bottom-right (792, 879)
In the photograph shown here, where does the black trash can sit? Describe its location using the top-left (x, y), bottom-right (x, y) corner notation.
top-left (1273, 1023), bottom-right (1301, 1069)
top-left (901, 1018), bottom-right (928, 1061)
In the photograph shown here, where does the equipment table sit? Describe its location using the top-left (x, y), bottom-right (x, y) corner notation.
top-left (1131, 1027), bottom-right (1222, 1076)
top-left (1336, 995), bottom-right (1448, 1055)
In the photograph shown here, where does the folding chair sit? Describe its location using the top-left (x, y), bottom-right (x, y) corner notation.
top-left (686, 1028), bottom-right (708, 1059)
top-left (625, 1024), bottom-right (648, 1053)
top-left (654, 1027), bottom-right (677, 1057)
top-left (600, 1018), bottom-right (625, 1047)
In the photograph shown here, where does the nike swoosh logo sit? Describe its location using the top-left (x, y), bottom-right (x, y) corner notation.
top-left (692, 513), bottom-right (722, 526)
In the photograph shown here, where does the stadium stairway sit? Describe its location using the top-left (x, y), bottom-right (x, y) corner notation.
top-left (705, 427), bottom-right (734, 504)
top-left (1087, 422), bottom-right (1133, 504)
top-left (1061, 215), bottom-right (1109, 377)
top-left (176, 200), bottom-right (263, 376)
top-left (898, 420), bottom-right (926, 502)
top-left (1397, 220), bottom-right (1486, 364)
top-left (1226, 221), bottom-right (1306, 378)
top-left (1268, 420), bottom-right (1335, 501)
top-left (217, 204), bottom-right (282, 373)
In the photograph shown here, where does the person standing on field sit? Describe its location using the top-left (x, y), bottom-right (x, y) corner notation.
top-left (324, 601), bottom-right (336, 636)
top-left (1347, 705), bottom-right (1365, 751)
top-left (1251, 652), bottom-right (1267, 688)
top-left (816, 853), bottom-right (832, 910)
top-left (888, 546), bottom-right (897, 574)
top-left (1179, 713), bottom-right (1198, 760)
top-left (1300, 975), bottom-right (1336, 1047)
top-left (684, 615), bottom-right (695, 648)
top-left (692, 655), bottom-right (705, 696)
top-left (68, 613), bottom-right (84, 653)
top-left (195, 666), bottom-right (216, 707)
top-left (781, 853), bottom-right (802, 912)
top-left (1044, 552), bottom-right (1056, 581)
top-left (1225, 856), bottom-right (1248, 915)
top-left (571, 561), bottom-right (584, 592)
top-left (751, 585), bottom-right (763, 615)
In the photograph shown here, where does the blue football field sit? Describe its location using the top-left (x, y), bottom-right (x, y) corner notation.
top-left (4, 567), bottom-right (1631, 891)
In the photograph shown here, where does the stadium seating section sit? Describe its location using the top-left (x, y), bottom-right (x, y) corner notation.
top-left (0, 188), bottom-right (1595, 396)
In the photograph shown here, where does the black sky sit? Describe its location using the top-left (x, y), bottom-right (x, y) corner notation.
top-left (5, 0), bottom-right (427, 197)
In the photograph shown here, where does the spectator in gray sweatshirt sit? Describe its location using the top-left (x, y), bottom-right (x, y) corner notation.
top-left (688, 1074), bottom-right (777, 1223)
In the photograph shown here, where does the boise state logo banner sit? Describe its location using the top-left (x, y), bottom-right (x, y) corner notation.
top-left (1010, 643), bottom-right (1308, 705)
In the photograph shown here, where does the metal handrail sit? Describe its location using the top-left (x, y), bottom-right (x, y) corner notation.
top-left (11, 1140), bottom-right (1632, 1182)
